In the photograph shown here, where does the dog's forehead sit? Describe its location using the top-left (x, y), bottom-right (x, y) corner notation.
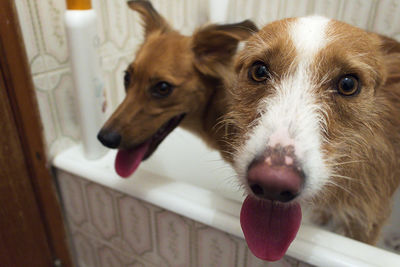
top-left (135, 33), bottom-right (191, 67)
top-left (239, 16), bottom-right (379, 73)
top-left (289, 16), bottom-right (330, 61)
top-left (243, 16), bottom-right (330, 62)
top-left (130, 33), bottom-right (194, 83)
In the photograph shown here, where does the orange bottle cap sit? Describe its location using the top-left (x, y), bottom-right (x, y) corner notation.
top-left (66, 0), bottom-right (92, 10)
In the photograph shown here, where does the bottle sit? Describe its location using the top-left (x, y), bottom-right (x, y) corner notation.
top-left (65, 0), bottom-right (107, 159)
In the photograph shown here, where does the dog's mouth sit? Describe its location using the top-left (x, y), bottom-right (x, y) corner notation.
top-left (114, 113), bottom-right (186, 178)
top-left (240, 155), bottom-right (303, 261)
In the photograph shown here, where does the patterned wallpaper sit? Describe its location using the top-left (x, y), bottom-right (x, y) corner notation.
top-left (57, 170), bottom-right (315, 267)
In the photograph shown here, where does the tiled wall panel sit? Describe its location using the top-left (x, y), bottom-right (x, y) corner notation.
top-left (58, 171), bottom-right (317, 267)
top-left (58, 171), bottom-right (400, 266)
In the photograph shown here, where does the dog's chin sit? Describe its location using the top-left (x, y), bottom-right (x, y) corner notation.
top-left (114, 113), bottom-right (186, 178)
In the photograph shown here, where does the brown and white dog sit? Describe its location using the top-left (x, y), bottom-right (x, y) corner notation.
top-left (97, 0), bottom-right (257, 177)
top-left (226, 16), bottom-right (400, 261)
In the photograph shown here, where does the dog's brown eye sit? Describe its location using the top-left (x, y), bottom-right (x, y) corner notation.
top-left (337, 75), bottom-right (359, 96)
top-left (124, 71), bottom-right (131, 89)
top-left (249, 62), bottom-right (269, 82)
top-left (151, 82), bottom-right (173, 98)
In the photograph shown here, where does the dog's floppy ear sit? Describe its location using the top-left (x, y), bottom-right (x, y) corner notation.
top-left (377, 34), bottom-right (400, 54)
top-left (127, 0), bottom-right (171, 37)
top-left (192, 20), bottom-right (258, 77)
top-left (377, 34), bottom-right (400, 84)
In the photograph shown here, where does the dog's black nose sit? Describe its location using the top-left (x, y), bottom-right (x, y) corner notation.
top-left (247, 160), bottom-right (303, 203)
top-left (97, 129), bottom-right (121, 149)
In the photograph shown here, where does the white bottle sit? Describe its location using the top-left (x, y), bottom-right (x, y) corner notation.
top-left (65, 0), bottom-right (107, 159)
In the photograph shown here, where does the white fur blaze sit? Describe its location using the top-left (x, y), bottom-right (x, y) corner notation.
top-left (234, 16), bottom-right (332, 202)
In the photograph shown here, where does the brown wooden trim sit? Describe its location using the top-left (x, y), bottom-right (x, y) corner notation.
top-left (0, 1), bottom-right (73, 266)
top-left (0, 60), bottom-right (55, 267)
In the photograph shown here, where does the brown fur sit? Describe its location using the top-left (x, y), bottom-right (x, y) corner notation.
top-left (226, 18), bottom-right (400, 244)
top-left (100, 0), bottom-right (257, 159)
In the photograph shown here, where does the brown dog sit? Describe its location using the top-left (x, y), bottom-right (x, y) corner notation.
top-left (97, 0), bottom-right (257, 177)
top-left (225, 16), bottom-right (400, 261)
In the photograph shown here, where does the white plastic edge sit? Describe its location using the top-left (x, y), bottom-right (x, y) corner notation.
top-left (53, 145), bottom-right (400, 267)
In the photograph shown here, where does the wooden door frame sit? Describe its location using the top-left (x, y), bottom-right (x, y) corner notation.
top-left (0, 1), bottom-right (72, 266)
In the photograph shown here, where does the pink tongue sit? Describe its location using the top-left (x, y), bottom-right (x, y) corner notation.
top-left (240, 196), bottom-right (302, 261)
top-left (115, 141), bottom-right (150, 178)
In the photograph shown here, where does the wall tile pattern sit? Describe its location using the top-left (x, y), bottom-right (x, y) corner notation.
top-left (57, 170), bottom-right (317, 267)
top-left (58, 171), bottom-right (400, 266)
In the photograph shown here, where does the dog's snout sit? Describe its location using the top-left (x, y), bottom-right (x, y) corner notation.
top-left (97, 129), bottom-right (121, 149)
top-left (247, 145), bottom-right (303, 203)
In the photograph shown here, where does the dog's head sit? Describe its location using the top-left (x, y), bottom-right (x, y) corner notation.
top-left (228, 16), bottom-right (390, 260)
top-left (97, 0), bottom-right (257, 177)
